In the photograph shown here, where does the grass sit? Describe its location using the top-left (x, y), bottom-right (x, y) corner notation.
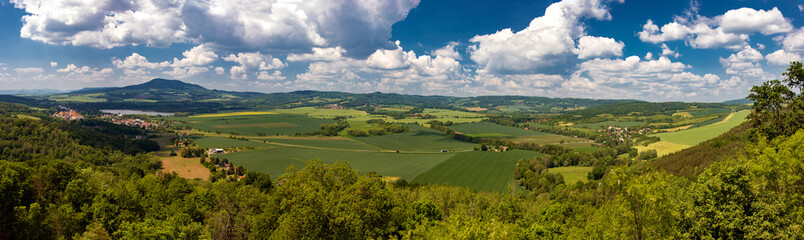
top-left (548, 166), bottom-right (592, 184)
top-left (689, 108), bottom-right (731, 117)
top-left (225, 146), bottom-right (456, 181)
top-left (14, 114), bottom-right (40, 120)
top-left (653, 110), bottom-right (749, 146)
top-left (173, 113), bottom-right (332, 136)
top-left (160, 155), bottom-right (210, 180)
top-left (189, 111), bottom-right (278, 118)
top-left (635, 141), bottom-right (690, 156)
top-left (574, 121), bottom-right (645, 129)
top-left (192, 136), bottom-right (273, 149)
top-left (49, 94), bottom-right (107, 102)
top-left (352, 125), bottom-right (478, 152)
top-left (574, 146), bottom-right (604, 153)
top-left (423, 108), bottom-right (485, 118)
top-left (450, 122), bottom-right (548, 137)
top-left (263, 138), bottom-right (379, 151)
top-left (413, 150), bottom-right (544, 193)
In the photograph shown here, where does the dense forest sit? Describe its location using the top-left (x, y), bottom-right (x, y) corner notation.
top-left (0, 63), bottom-right (803, 239)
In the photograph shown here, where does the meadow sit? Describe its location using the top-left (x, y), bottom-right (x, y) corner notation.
top-left (548, 166), bottom-right (593, 184)
top-left (573, 121), bottom-right (645, 129)
top-left (654, 110), bottom-right (750, 146)
top-left (352, 124), bottom-right (478, 152)
top-left (413, 150), bottom-right (544, 192)
top-left (639, 110), bottom-right (750, 156)
top-left (450, 122), bottom-right (547, 137)
top-left (174, 113), bottom-right (333, 136)
top-left (224, 146), bottom-right (456, 181)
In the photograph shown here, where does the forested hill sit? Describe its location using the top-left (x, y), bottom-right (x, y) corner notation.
top-left (34, 78), bottom-right (638, 113)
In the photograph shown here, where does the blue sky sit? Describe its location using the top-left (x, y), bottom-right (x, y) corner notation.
top-left (1, 0), bottom-right (803, 102)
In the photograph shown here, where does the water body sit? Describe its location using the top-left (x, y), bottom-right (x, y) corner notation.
top-left (100, 109), bottom-right (174, 116)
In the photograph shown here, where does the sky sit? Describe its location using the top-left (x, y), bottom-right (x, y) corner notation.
top-left (1, 0), bottom-right (803, 102)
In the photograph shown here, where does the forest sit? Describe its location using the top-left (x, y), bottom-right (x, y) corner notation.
top-left (0, 63), bottom-right (802, 239)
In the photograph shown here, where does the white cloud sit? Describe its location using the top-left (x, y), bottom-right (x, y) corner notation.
top-left (782, 27), bottom-right (804, 54)
top-left (644, 52), bottom-right (653, 60)
top-left (50, 62), bottom-right (58, 67)
top-left (765, 50), bottom-right (802, 66)
top-left (660, 44), bottom-right (680, 58)
top-left (113, 53), bottom-right (169, 69)
top-left (468, 0), bottom-right (617, 74)
top-left (638, 20), bottom-right (690, 43)
top-left (366, 41), bottom-right (411, 70)
top-left (11, 0), bottom-right (419, 56)
top-left (257, 70), bottom-right (286, 81)
top-left (719, 7), bottom-right (792, 35)
top-left (719, 46), bottom-right (773, 83)
top-left (171, 44), bottom-right (218, 68)
top-left (15, 67), bottom-right (44, 75)
top-left (431, 42), bottom-right (462, 60)
top-left (287, 47), bottom-right (345, 62)
top-left (638, 7), bottom-right (792, 49)
top-left (215, 67), bottom-right (225, 75)
top-left (223, 52), bottom-right (285, 79)
top-left (576, 36), bottom-right (624, 59)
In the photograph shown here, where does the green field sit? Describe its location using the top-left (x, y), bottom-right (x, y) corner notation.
top-left (263, 138), bottom-right (379, 150)
top-left (49, 94), bottom-right (107, 102)
top-left (174, 113), bottom-right (333, 136)
top-left (225, 146), bottom-right (456, 181)
top-left (689, 108), bottom-right (731, 117)
top-left (193, 136), bottom-right (274, 149)
top-left (352, 125), bottom-right (478, 152)
top-left (548, 166), bottom-right (593, 184)
top-left (574, 121), bottom-right (645, 129)
top-left (654, 110), bottom-right (749, 146)
top-left (450, 122), bottom-right (547, 137)
top-left (413, 150), bottom-right (544, 192)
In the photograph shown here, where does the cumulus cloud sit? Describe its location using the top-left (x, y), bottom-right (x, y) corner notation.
top-left (782, 27), bottom-right (804, 54)
top-left (113, 53), bottom-right (169, 69)
top-left (718, 7), bottom-right (792, 35)
top-left (468, 0), bottom-right (619, 74)
top-left (50, 62), bottom-right (58, 67)
top-left (287, 47), bottom-right (346, 62)
top-left (719, 46), bottom-right (773, 83)
top-left (214, 67), bottom-right (225, 75)
top-left (11, 0), bottom-right (419, 56)
top-left (638, 7), bottom-right (792, 49)
top-left (660, 44), bottom-right (680, 58)
top-left (576, 36), bottom-right (624, 59)
top-left (223, 52), bottom-right (285, 79)
top-left (765, 50), bottom-right (802, 66)
top-left (431, 42), bottom-right (462, 60)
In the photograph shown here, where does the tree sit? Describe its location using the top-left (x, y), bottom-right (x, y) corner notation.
top-left (782, 61), bottom-right (804, 93)
top-left (747, 80), bottom-right (794, 138)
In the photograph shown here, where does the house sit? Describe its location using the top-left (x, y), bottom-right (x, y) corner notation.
top-left (498, 146), bottom-right (509, 152)
top-left (209, 148), bottom-right (224, 154)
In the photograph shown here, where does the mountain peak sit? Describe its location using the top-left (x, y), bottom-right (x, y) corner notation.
top-left (125, 79), bottom-right (206, 90)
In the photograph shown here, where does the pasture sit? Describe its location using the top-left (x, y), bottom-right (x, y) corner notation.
top-left (450, 122), bottom-right (546, 137)
top-left (225, 146), bottom-right (456, 181)
top-left (574, 121), bottom-right (645, 129)
top-left (654, 110), bottom-right (749, 146)
top-left (548, 166), bottom-right (593, 184)
top-left (352, 124), bottom-right (478, 152)
top-left (413, 150), bottom-right (544, 192)
top-left (173, 113), bottom-right (332, 136)
top-left (636, 141), bottom-right (690, 157)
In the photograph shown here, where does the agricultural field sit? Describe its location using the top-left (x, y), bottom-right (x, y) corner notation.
top-left (160, 155), bottom-right (210, 180)
top-left (391, 108), bottom-right (486, 125)
top-left (352, 124), bottom-right (478, 152)
top-left (450, 122), bottom-right (546, 137)
top-left (48, 93), bottom-right (107, 102)
top-left (548, 166), bottom-right (592, 184)
top-left (639, 110), bottom-right (749, 156)
top-left (688, 108), bottom-right (731, 117)
top-left (173, 113), bottom-right (333, 136)
top-left (262, 138), bottom-right (379, 151)
top-left (413, 150), bottom-right (544, 192)
top-left (192, 136), bottom-right (274, 149)
top-left (573, 121), bottom-right (645, 129)
top-left (654, 110), bottom-right (749, 146)
top-left (225, 146), bottom-right (456, 181)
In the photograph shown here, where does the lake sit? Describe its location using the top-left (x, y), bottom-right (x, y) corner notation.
top-left (100, 109), bottom-right (174, 116)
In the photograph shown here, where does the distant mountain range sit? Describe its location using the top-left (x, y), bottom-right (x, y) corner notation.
top-left (0, 89), bottom-right (65, 95)
top-left (1, 78), bottom-right (746, 114)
